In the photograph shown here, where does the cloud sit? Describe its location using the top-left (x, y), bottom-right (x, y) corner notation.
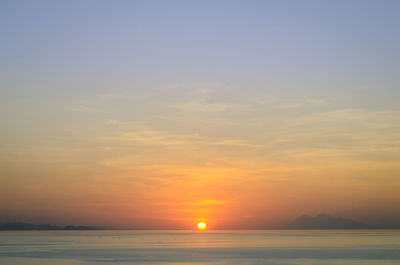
top-left (190, 199), bottom-right (231, 206)
top-left (257, 97), bottom-right (329, 110)
top-left (266, 108), bottom-right (400, 164)
top-left (293, 108), bottom-right (400, 125)
top-left (72, 93), bottom-right (125, 113)
top-left (158, 200), bottom-right (230, 207)
top-left (106, 130), bottom-right (199, 147)
top-left (210, 139), bottom-right (257, 147)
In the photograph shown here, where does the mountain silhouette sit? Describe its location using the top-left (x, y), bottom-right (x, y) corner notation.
top-left (282, 214), bottom-right (377, 229)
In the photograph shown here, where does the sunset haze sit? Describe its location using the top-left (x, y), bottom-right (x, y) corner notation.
top-left (1, 0), bottom-right (400, 229)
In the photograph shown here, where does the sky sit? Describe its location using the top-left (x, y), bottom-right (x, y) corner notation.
top-left (1, 0), bottom-right (400, 229)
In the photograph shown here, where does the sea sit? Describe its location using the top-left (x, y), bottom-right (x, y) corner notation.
top-left (0, 230), bottom-right (399, 265)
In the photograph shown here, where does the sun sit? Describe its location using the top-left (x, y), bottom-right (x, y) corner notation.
top-left (197, 222), bottom-right (207, 230)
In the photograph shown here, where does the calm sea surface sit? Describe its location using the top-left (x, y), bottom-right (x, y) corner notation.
top-left (0, 230), bottom-right (399, 265)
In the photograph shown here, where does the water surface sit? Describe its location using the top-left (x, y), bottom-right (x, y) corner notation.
top-left (1, 230), bottom-right (399, 265)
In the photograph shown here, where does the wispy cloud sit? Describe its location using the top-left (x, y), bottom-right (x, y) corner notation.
top-left (190, 199), bottom-right (230, 206)
top-left (72, 93), bottom-right (125, 113)
top-left (158, 200), bottom-right (230, 207)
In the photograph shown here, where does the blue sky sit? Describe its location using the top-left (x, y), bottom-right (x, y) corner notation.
top-left (1, 0), bottom-right (400, 228)
top-left (2, 0), bottom-right (400, 101)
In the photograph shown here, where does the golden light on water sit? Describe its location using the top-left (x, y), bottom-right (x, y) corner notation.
top-left (197, 222), bottom-right (207, 230)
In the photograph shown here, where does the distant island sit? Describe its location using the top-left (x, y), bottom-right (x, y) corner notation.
top-left (0, 222), bottom-right (106, 231)
top-left (282, 214), bottom-right (377, 229)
